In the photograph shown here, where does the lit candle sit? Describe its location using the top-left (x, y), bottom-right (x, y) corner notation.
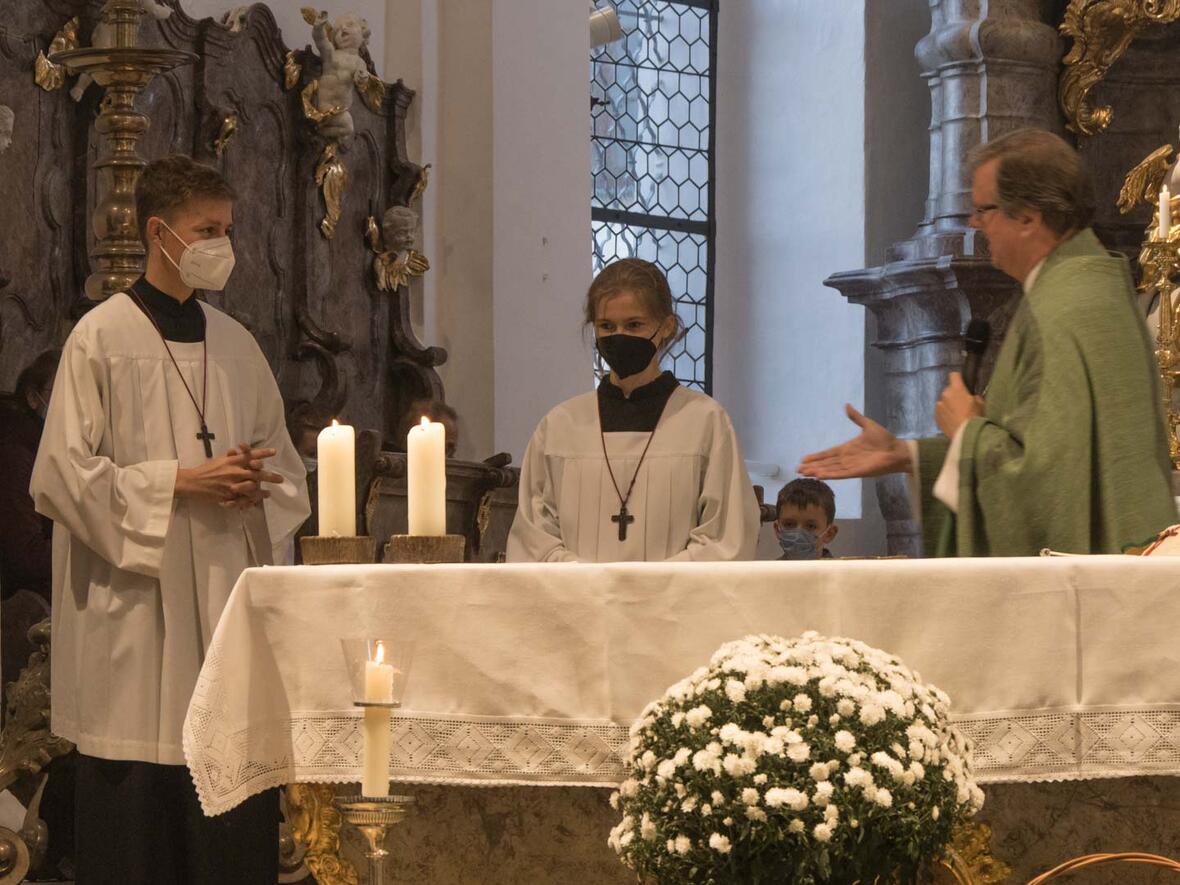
top-left (361, 641), bottom-right (393, 797)
top-left (317, 420), bottom-right (356, 537)
top-left (407, 416), bottom-right (447, 536)
top-left (1160, 185), bottom-right (1171, 241)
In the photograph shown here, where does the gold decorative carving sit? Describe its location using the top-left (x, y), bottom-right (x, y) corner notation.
top-left (409, 163), bottom-right (432, 205)
top-left (315, 142), bottom-right (348, 239)
top-left (33, 18), bottom-right (79, 92)
top-left (1118, 143), bottom-right (1174, 213)
top-left (373, 248), bottom-right (430, 292)
top-left (355, 71), bottom-right (385, 113)
top-left (212, 112), bottom-right (238, 159)
top-left (1059, 0), bottom-right (1180, 136)
top-left (301, 80), bottom-right (345, 126)
top-left (285, 784), bottom-right (359, 885)
top-left (1123, 145), bottom-right (1180, 467)
top-left (0, 621), bottom-right (73, 797)
top-left (284, 50), bottom-right (302, 91)
top-left (366, 215), bottom-right (382, 252)
top-left (937, 821), bottom-right (1013, 885)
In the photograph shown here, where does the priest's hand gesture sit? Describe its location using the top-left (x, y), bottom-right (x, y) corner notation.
top-left (797, 404), bottom-right (913, 479)
top-left (175, 444), bottom-right (285, 509)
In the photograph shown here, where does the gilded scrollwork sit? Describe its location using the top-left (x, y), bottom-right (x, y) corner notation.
top-left (937, 821), bottom-right (1013, 885)
top-left (1059, 0), bottom-right (1180, 136)
top-left (1118, 143), bottom-right (1174, 213)
top-left (355, 71), bottom-right (385, 113)
top-left (0, 621), bottom-right (73, 798)
top-left (315, 142), bottom-right (348, 239)
top-left (33, 17), bottom-right (79, 92)
top-left (212, 113), bottom-right (238, 159)
top-left (284, 783), bottom-right (359, 885)
top-left (284, 50), bottom-right (303, 91)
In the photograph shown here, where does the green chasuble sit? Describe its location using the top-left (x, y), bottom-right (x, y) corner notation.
top-left (916, 229), bottom-right (1176, 556)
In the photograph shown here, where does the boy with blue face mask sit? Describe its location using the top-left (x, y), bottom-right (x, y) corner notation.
top-left (775, 478), bottom-right (838, 560)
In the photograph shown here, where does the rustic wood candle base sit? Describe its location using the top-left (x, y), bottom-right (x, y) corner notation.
top-left (300, 536), bottom-right (376, 565)
top-left (384, 534), bottom-right (466, 564)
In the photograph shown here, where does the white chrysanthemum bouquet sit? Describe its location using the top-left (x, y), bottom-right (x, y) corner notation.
top-left (608, 633), bottom-right (984, 884)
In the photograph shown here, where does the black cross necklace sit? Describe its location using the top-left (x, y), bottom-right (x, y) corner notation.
top-left (128, 289), bottom-right (215, 458)
top-left (599, 411), bottom-right (659, 543)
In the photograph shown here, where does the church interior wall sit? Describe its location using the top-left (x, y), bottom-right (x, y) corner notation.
top-left (713, 0), bottom-right (880, 557)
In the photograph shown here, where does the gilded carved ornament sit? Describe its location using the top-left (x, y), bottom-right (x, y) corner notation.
top-left (936, 822), bottom-right (1012, 885)
top-left (284, 783), bottom-right (359, 885)
top-left (33, 18), bottom-right (79, 92)
top-left (284, 50), bottom-right (303, 91)
top-left (1121, 140), bottom-right (1180, 466)
top-left (212, 113), bottom-right (238, 159)
top-left (315, 142), bottom-right (348, 240)
top-left (1059, 0), bottom-right (1180, 136)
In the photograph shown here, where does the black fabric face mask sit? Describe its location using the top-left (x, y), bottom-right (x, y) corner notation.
top-left (597, 331), bottom-right (659, 379)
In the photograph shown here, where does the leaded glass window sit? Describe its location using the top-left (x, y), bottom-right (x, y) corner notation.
top-left (591, 0), bottom-right (717, 392)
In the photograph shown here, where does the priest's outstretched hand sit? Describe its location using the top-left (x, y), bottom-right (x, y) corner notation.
top-left (797, 404), bottom-right (913, 479)
top-left (175, 443), bottom-right (285, 509)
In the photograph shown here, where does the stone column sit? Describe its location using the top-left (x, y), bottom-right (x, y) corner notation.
top-left (826, 0), bottom-right (1061, 555)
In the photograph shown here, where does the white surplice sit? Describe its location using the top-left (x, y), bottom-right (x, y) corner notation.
top-left (507, 386), bottom-right (760, 563)
top-left (30, 293), bottom-right (309, 765)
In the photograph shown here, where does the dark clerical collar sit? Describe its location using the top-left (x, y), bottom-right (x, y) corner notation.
top-left (129, 277), bottom-right (206, 343)
top-left (597, 371), bottom-right (679, 432)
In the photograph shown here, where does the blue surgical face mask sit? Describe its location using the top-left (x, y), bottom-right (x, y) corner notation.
top-left (777, 526), bottom-right (821, 560)
top-left (301, 455), bottom-right (318, 475)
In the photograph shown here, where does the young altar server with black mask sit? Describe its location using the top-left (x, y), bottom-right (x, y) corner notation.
top-left (30, 155), bottom-right (310, 884)
top-left (508, 258), bottom-right (759, 562)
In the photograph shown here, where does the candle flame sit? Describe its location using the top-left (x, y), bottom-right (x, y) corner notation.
top-left (374, 641), bottom-right (386, 664)
top-left (419, 416), bottom-right (431, 428)
top-left (331, 418), bottom-right (339, 427)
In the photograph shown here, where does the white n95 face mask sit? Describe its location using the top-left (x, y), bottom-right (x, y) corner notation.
top-left (160, 220), bottom-right (237, 291)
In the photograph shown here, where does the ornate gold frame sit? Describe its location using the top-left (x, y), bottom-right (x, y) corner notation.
top-left (1059, 0), bottom-right (1180, 136)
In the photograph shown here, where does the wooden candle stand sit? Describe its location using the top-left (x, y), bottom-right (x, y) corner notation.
top-left (384, 534), bottom-right (466, 564)
top-left (300, 535), bottom-right (376, 565)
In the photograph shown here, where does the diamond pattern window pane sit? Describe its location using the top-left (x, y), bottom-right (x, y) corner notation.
top-left (591, 0), bottom-right (716, 392)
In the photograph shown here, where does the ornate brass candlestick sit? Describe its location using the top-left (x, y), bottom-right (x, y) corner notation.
top-left (334, 794), bottom-right (414, 885)
top-left (1141, 238), bottom-right (1180, 468)
top-left (50, 0), bottom-right (197, 301)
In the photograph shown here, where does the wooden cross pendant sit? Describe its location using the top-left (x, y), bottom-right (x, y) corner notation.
top-left (612, 506), bottom-right (635, 541)
top-left (197, 423), bottom-right (216, 459)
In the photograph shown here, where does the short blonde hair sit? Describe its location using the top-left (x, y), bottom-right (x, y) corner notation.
top-left (584, 258), bottom-right (685, 343)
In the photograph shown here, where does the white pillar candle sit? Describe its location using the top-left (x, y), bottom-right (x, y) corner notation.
top-left (361, 641), bottom-right (394, 797)
top-left (407, 416), bottom-right (447, 536)
top-left (1160, 186), bottom-right (1171, 241)
top-left (317, 420), bottom-right (356, 537)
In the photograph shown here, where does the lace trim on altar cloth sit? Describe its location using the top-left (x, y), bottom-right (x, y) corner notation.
top-left (185, 706), bottom-right (1180, 815)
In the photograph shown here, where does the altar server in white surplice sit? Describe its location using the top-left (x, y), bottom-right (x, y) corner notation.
top-left (508, 258), bottom-right (759, 563)
top-left (30, 156), bottom-right (309, 885)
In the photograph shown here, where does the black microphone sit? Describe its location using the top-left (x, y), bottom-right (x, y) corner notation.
top-left (961, 319), bottom-right (991, 395)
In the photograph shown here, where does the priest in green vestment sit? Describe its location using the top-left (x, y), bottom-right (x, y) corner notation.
top-left (801, 129), bottom-right (1176, 556)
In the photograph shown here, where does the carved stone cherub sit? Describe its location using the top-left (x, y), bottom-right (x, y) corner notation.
top-left (369, 205), bottom-right (429, 291)
top-left (0, 106), bottom-right (13, 154)
top-left (301, 7), bottom-right (371, 140)
top-left (70, 0), bottom-right (174, 102)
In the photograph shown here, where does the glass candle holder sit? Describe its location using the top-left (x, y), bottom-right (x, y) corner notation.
top-left (340, 638), bottom-right (415, 798)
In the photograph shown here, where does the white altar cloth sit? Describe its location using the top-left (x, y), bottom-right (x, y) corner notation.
top-left (183, 557), bottom-right (1180, 815)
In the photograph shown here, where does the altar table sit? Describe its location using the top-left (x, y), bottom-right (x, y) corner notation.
top-left (183, 557), bottom-right (1180, 816)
